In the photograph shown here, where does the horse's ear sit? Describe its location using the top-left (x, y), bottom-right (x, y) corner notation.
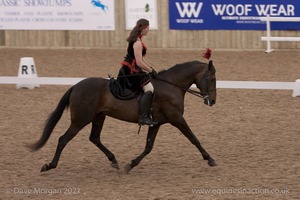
top-left (208, 60), bottom-right (213, 69)
top-left (208, 60), bottom-right (215, 72)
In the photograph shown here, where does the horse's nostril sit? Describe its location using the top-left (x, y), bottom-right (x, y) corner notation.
top-left (211, 100), bottom-right (215, 104)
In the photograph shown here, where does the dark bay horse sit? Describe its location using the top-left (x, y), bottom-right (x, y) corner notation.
top-left (29, 60), bottom-right (217, 173)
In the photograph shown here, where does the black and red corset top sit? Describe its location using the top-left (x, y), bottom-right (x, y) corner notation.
top-left (121, 41), bottom-right (147, 73)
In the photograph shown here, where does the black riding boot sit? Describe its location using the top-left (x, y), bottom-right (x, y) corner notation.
top-left (138, 91), bottom-right (158, 126)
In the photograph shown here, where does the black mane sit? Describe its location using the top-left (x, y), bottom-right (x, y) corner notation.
top-left (158, 60), bottom-right (207, 75)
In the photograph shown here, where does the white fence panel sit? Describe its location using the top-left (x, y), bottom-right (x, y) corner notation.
top-left (260, 15), bottom-right (300, 53)
top-left (1, 76), bottom-right (299, 97)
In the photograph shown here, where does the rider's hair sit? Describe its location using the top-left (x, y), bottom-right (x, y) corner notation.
top-left (127, 18), bottom-right (149, 43)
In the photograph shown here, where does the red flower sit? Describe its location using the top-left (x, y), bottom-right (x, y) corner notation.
top-left (203, 48), bottom-right (212, 60)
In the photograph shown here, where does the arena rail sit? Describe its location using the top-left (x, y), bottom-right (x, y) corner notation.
top-left (260, 15), bottom-right (300, 53)
top-left (1, 76), bottom-right (299, 97)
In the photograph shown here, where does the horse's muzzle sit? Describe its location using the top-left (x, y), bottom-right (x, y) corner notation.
top-left (203, 96), bottom-right (215, 106)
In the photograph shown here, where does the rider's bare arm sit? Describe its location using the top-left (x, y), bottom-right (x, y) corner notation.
top-left (133, 41), bottom-right (154, 73)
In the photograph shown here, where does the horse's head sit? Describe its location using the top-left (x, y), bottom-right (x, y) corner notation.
top-left (195, 60), bottom-right (216, 106)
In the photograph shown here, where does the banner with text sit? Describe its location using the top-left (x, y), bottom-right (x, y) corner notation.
top-left (169, 0), bottom-right (300, 30)
top-left (125, 0), bottom-right (158, 30)
top-left (0, 0), bottom-right (115, 30)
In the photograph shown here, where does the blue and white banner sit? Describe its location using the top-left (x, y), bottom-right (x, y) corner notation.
top-left (0, 0), bottom-right (115, 30)
top-left (169, 0), bottom-right (300, 30)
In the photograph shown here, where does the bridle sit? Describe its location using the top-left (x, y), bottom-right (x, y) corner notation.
top-left (188, 70), bottom-right (214, 106)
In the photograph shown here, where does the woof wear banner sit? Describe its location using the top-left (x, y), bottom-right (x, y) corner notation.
top-left (169, 0), bottom-right (300, 30)
top-left (0, 0), bottom-right (115, 30)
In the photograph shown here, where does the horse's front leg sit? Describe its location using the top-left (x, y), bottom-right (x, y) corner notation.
top-left (171, 116), bottom-right (217, 167)
top-left (124, 125), bottom-right (160, 174)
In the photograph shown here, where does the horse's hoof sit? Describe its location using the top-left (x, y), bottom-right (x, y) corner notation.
top-left (111, 162), bottom-right (120, 170)
top-left (40, 164), bottom-right (49, 172)
top-left (208, 160), bottom-right (217, 167)
top-left (124, 163), bottom-right (132, 174)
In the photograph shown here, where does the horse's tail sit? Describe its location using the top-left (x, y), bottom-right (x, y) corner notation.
top-left (28, 87), bottom-right (73, 151)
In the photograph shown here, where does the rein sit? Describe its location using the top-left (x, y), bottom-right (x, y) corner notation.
top-left (154, 76), bottom-right (207, 99)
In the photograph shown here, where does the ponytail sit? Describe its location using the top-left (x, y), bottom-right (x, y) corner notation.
top-left (127, 18), bottom-right (149, 42)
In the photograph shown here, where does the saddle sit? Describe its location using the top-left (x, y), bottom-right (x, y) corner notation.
top-left (109, 78), bottom-right (143, 100)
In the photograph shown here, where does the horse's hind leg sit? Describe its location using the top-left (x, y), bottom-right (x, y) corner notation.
top-left (89, 113), bottom-right (119, 170)
top-left (124, 125), bottom-right (160, 174)
top-left (41, 124), bottom-right (83, 172)
top-left (172, 116), bottom-right (217, 167)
